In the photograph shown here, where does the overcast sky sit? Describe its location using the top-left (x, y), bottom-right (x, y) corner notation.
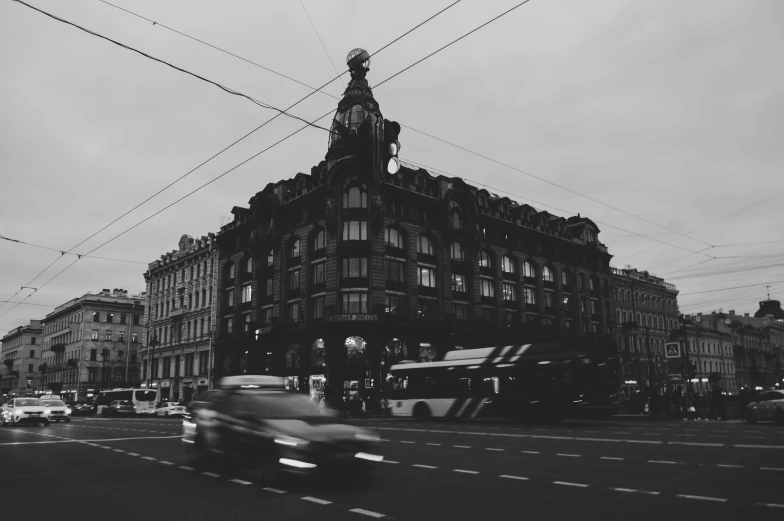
top-left (1, 0), bottom-right (783, 333)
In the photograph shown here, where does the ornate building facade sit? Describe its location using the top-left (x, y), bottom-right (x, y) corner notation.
top-left (611, 267), bottom-right (680, 394)
top-left (40, 289), bottom-right (144, 401)
top-left (142, 234), bottom-right (218, 402)
top-left (213, 49), bottom-right (616, 407)
top-left (1, 320), bottom-right (42, 397)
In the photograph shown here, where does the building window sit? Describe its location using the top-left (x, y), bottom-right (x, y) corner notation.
top-left (312, 263), bottom-right (325, 284)
top-left (542, 266), bottom-right (553, 282)
top-left (313, 230), bottom-right (326, 250)
top-left (523, 261), bottom-right (535, 278)
top-left (245, 257), bottom-right (253, 274)
top-left (452, 273), bottom-right (465, 293)
top-left (563, 296), bottom-right (571, 312)
top-left (91, 330), bottom-right (98, 340)
top-left (561, 270), bottom-right (569, 286)
top-left (265, 279), bottom-right (273, 297)
top-left (88, 369), bottom-right (96, 383)
top-left (289, 303), bottom-right (301, 322)
top-left (290, 239), bottom-right (300, 259)
top-left (343, 186), bottom-right (367, 208)
top-left (454, 303), bottom-right (468, 319)
top-left (260, 307), bottom-right (273, 325)
top-left (228, 264), bottom-right (235, 280)
top-left (502, 256), bottom-right (515, 274)
top-left (131, 352), bottom-right (137, 362)
top-left (417, 236), bottom-right (434, 255)
top-left (312, 297), bottom-right (324, 319)
top-left (523, 288), bottom-right (536, 305)
top-left (226, 317), bottom-right (233, 334)
top-left (29, 350), bottom-right (35, 358)
top-left (93, 312), bottom-right (100, 322)
top-left (385, 228), bottom-right (404, 248)
top-left (385, 260), bottom-right (405, 282)
top-left (120, 314), bottom-right (127, 324)
top-left (385, 294), bottom-right (404, 315)
top-left (118, 332), bottom-right (125, 342)
top-left (479, 251), bottom-right (492, 268)
top-left (342, 292), bottom-right (368, 313)
top-left (450, 211), bottom-right (462, 229)
top-left (502, 283), bottom-right (516, 301)
top-left (185, 353), bottom-right (194, 376)
top-left (480, 279), bottom-right (495, 298)
top-left (242, 283), bottom-right (252, 303)
top-left (28, 364), bottom-right (33, 373)
top-left (342, 221), bottom-right (368, 241)
top-left (544, 292), bottom-right (553, 307)
top-left (342, 258), bottom-right (368, 278)
top-left (90, 349), bottom-right (97, 361)
top-left (417, 300), bottom-right (432, 318)
top-left (226, 289), bottom-right (235, 308)
top-left (105, 332), bottom-right (112, 341)
top-left (106, 313), bottom-right (114, 323)
top-left (267, 250), bottom-right (274, 267)
top-left (450, 242), bottom-right (464, 261)
top-left (417, 267), bottom-right (436, 288)
top-left (288, 271), bottom-right (301, 290)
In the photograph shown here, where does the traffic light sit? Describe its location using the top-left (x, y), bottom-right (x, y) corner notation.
top-left (383, 119), bottom-right (401, 174)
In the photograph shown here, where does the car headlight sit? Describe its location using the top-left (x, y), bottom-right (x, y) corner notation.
top-left (15, 409), bottom-right (24, 416)
top-left (43, 409), bottom-right (51, 415)
top-left (66, 408), bottom-right (72, 415)
top-left (355, 432), bottom-right (380, 442)
top-left (274, 436), bottom-right (310, 447)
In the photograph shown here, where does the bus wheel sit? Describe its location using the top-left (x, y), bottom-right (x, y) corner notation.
top-left (412, 403), bottom-right (432, 420)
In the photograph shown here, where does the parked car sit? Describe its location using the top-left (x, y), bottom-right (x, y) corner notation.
top-left (103, 400), bottom-right (136, 417)
top-left (1, 397), bottom-right (50, 426)
top-left (69, 402), bottom-right (95, 416)
top-left (155, 401), bottom-right (187, 417)
top-left (744, 390), bottom-right (784, 424)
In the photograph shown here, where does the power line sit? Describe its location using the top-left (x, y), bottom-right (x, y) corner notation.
top-left (0, 234), bottom-right (147, 264)
top-left (298, 0), bottom-right (344, 88)
top-left (0, 300), bottom-right (56, 307)
top-left (678, 280), bottom-right (784, 297)
top-left (683, 187), bottom-right (784, 236)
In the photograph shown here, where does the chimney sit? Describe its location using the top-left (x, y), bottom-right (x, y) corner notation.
top-left (101, 288), bottom-right (111, 295)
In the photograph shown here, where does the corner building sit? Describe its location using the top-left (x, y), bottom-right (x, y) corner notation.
top-left (142, 234), bottom-right (218, 402)
top-left (1, 320), bottom-right (43, 397)
top-left (214, 49), bottom-right (616, 407)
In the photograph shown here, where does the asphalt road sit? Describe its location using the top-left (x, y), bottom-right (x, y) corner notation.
top-left (2, 416), bottom-right (783, 520)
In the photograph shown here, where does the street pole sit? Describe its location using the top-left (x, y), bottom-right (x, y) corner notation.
top-left (125, 300), bottom-right (135, 386)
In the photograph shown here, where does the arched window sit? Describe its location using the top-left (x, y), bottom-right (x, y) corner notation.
top-left (588, 277), bottom-right (595, 291)
top-left (451, 210), bottom-right (462, 229)
top-left (385, 228), bottom-right (403, 249)
top-left (343, 186), bottom-right (367, 208)
top-left (542, 266), bottom-right (553, 282)
top-left (245, 257), bottom-right (253, 274)
top-left (523, 261), bottom-right (535, 278)
top-left (502, 255), bottom-right (515, 274)
top-left (290, 239), bottom-right (300, 259)
top-left (418, 236), bottom-right (434, 255)
top-left (561, 270), bottom-right (569, 286)
top-left (313, 230), bottom-right (326, 251)
top-left (345, 336), bottom-right (367, 364)
top-left (227, 263), bottom-right (235, 280)
top-left (479, 251), bottom-right (492, 268)
top-left (450, 242), bottom-right (464, 261)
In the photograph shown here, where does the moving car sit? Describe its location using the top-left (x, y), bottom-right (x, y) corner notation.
top-left (155, 401), bottom-right (187, 417)
top-left (103, 400), bottom-right (136, 417)
top-left (69, 402), bottom-right (95, 416)
top-left (1, 397), bottom-right (50, 426)
top-left (745, 389), bottom-right (784, 425)
top-left (182, 375), bottom-right (383, 482)
top-left (41, 399), bottom-right (71, 422)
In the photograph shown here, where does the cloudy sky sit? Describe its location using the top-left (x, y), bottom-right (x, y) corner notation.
top-left (1, 0), bottom-right (782, 333)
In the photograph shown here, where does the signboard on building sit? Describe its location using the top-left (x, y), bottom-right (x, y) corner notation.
top-left (329, 314), bottom-right (379, 322)
top-left (669, 373), bottom-right (682, 380)
top-left (664, 342), bottom-right (681, 359)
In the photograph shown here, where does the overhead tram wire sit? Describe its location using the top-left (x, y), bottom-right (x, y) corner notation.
top-left (0, 0), bottom-right (481, 318)
top-left (94, 0), bottom-right (720, 258)
top-left (1, 0), bottom-right (463, 318)
top-left (298, 0), bottom-right (345, 88)
top-left (0, 234), bottom-right (147, 264)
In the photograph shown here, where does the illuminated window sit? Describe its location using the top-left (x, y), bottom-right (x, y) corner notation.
top-left (418, 236), bottom-right (434, 255)
top-left (479, 251), bottom-right (492, 268)
top-left (502, 256), bottom-right (515, 273)
top-left (385, 228), bottom-right (403, 248)
top-left (450, 242), bottom-right (464, 261)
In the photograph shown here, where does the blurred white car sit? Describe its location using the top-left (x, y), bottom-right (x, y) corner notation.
top-left (41, 399), bottom-right (71, 423)
top-left (155, 402), bottom-right (186, 417)
top-left (1, 397), bottom-right (50, 426)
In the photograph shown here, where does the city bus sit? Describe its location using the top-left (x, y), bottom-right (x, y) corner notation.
top-left (95, 388), bottom-right (159, 415)
top-left (386, 342), bottom-right (599, 421)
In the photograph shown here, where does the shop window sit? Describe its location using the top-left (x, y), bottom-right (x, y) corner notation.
top-left (285, 345), bottom-right (301, 369)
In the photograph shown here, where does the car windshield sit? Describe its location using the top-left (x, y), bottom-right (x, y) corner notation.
top-left (44, 400), bottom-right (65, 407)
top-left (248, 393), bottom-right (338, 419)
top-left (16, 399), bottom-right (43, 407)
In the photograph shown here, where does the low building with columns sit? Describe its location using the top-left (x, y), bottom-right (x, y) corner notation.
top-left (142, 234), bottom-right (218, 402)
top-left (212, 48), bottom-right (616, 407)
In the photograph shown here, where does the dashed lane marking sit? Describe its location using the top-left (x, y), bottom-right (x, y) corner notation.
top-left (400, 441), bottom-right (415, 444)
top-left (677, 494), bottom-right (727, 503)
top-left (412, 464), bottom-right (437, 469)
top-left (734, 444), bottom-right (784, 450)
top-left (179, 466), bottom-right (194, 471)
top-left (760, 467), bottom-right (784, 471)
top-left (716, 464), bottom-right (743, 468)
top-left (202, 472), bottom-right (221, 478)
top-left (425, 443), bottom-right (441, 446)
top-left (521, 451), bottom-right (540, 454)
top-left (302, 496), bottom-right (332, 505)
top-left (648, 460), bottom-right (680, 465)
top-left (127, 453), bottom-right (140, 457)
top-left (454, 469), bottom-right (479, 474)
top-left (500, 474), bottom-right (529, 481)
top-left (349, 508), bottom-right (386, 518)
top-left (263, 487), bottom-right (287, 494)
top-left (668, 442), bottom-right (723, 447)
top-left (380, 460), bottom-right (399, 464)
top-left (755, 502), bottom-right (784, 509)
top-left (454, 445), bottom-right (471, 449)
top-left (141, 456), bottom-right (157, 461)
top-left (611, 488), bottom-right (637, 493)
top-left (600, 457), bottom-right (624, 461)
top-left (485, 448), bottom-right (505, 452)
top-left (642, 433), bottom-right (661, 436)
top-left (159, 461), bottom-right (175, 466)
top-left (230, 479), bottom-right (252, 485)
top-left (112, 449), bottom-right (125, 453)
top-left (557, 454), bottom-right (581, 458)
top-left (554, 481), bottom-right (589, 488)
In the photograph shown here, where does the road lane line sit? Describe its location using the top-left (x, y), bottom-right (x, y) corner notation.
top-left (584, 430), bottom-right (599, 433)
top-left (202, 472), bottom-right (220, 478)
top-left (521, 451), bottom-right (540, 454)
top-left (413, 464), bottom-right (437, 469)
top-left (454, 445), bottom-right (471, 449)
top-left (601, 457), bottom-right (624, 461)
top-left (557, 454), bottom-right (581, 457)
top-left (302, 496), bottom-right (332, 505)
top-left (716, 464), bottom-right (743, 468)
top-left (141, 456), bottom-right (157, 461)
top-left (611, 488), bottom-right (637, 493)
top-left (486, 448), bottom-right (505, 451)
top-left (554, 481), bottom-right (589, 488)
top-left (263, 487), bottom-right (287, 494)
top-left (640, 491), bottom-right (660, 496)
top-left (230, 479), bottom-right (252, 485)
top-left (400, 441), bottom-right (415, 444)
top-left (734, 444), bottom-right (784, 450)
top-left (500, 475), bottom-right (529, 481)
top-left (349, 508), bottom-right (385, 518)
top-left (179, 466), bottom-right (194, 470)
top-left (454, 469), bottom-right (479, 474)
top-left (755, 502), bottom-right (784, 508)
top-left (159, 461), bottom-right (175, 465)
top-left (127, 453), bottom-right (140, 456)
top-left (760, 467), bottom-right (784, 471)
top-left (112, 449), bottom-right (125, 453)
top-left (642, 433), bottom-right (661, 436)
top-left (79, 436), bottom-right (181, 442)
top-left (0, 440), bottom-right (78, 446)
top-left (613, 432), bottom-right (630, 435)
top-left (380, 460), bottom-right (399, 464)
top-left (677, 494), bottom-right (727, 503)
top-left (669, 442), bottom-right (723, 447)
top-left (425, 443), bottom-right (441, 446)
top-left (648, 460), bottom-right (679, 465)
